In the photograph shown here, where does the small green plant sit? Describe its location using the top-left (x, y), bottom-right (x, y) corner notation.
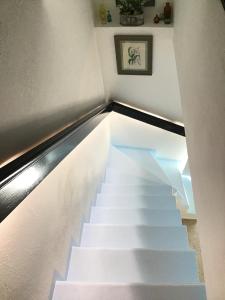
top-left (117, 0), bottom-right (145, 15)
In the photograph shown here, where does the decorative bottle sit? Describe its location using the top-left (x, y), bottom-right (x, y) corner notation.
top-left (164, 2), bottom-right (172, 24)
top-left (107, 10), bottom-right (112, 23)
top-left (99, 3), bottom-right (107, 25)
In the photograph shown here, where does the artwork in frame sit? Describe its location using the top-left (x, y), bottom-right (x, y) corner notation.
top-left (221, 0), bottom-right (225, 10)
top-left (114, 35), bottom-right (153, 75)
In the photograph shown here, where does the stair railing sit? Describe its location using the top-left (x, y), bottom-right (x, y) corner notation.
top-left (0, 101), bottom-right (185, 222)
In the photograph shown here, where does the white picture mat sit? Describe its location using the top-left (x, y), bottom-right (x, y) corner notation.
top-left (121, 41), bottom-right (148, 71)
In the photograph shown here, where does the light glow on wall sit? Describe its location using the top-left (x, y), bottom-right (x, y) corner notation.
top-left (12, 166), bottom-right (42, 191)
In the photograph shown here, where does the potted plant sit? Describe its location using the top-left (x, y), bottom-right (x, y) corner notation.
top-left (117, 0), bottom-right (145, 26)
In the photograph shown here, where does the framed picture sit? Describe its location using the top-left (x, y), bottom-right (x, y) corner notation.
top-left (221, 0), bottom-right (225, 9)
top-left (114, 35), bottom-right (153, 75)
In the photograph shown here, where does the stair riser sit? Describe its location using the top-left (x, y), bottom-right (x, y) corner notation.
top-left (101, 183), bottom-right (172, 194)
top-left (105, 175), bottom-right (159, 185)
top-left (96, 194), bottom-right (175, 201)
top-left (96, 197), bottom-right (176, 210)
top-left (68, 248), bottom-right (199, 284)
top-left (53, 284), bottom-right (207, 300)
top-left (101, 185), bottom-right (172, 195)
top-left (90, 208), bottom-right (181, 227)
top-left (81, 225), bottom-right (189, 250)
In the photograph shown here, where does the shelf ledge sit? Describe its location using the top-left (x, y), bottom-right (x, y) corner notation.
top-left (95, 20), bottom-right (174, 29)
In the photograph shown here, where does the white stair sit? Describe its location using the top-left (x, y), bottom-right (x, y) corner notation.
top-left (67, 248), bottom-right (198, 284)
top-left (53, 282), bottom-right (207, 300)
top-left (90, 207), bottom-right (182, 226)
top-left (101, 183), bottom-right (172, 194)
top-left (100, 184), bottom-right (173, 196)
top-left (80, 224), bottom-right (190, 250)
top-left (53, 145), bottom-right (206, 300)
top-left (96, 194), bottom-right (176, 209)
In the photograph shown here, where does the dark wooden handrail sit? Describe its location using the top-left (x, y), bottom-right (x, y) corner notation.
top-left (109, 102), bottom-right (185, 136)
top-left (0, 101), bottom-right (185, 222)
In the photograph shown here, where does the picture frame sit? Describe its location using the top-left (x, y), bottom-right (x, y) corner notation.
top-left (221, 0), bottom-right (225, 10)
top-left (114, 35), bottom-right (153, 76)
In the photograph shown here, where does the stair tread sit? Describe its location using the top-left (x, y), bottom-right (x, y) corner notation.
top-left (67, 247), bottom-right (199, 284)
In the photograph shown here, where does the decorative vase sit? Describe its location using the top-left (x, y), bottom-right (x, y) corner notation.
top-left (120, 13), bottom-right (144, 26)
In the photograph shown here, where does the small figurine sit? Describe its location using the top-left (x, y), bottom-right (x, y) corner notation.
top-left (99, 3), bottom-right (107, 25)
top-left (107, 10), bottom-right (112, 23)
top-left (153, 14), bottom-right (160, 24)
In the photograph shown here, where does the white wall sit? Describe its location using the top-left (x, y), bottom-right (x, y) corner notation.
top-left (0, 0), bottom-right (105, 164)
top-left (108, 112), bottom-right (187, 161)
top-left (0, 119), bottom-right (110, 300)
top-left (174, 1), bottom-right (225, 299)
top-left (95, 26), bottom-right (183, 122)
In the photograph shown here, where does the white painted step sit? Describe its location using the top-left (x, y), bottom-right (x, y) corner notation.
top-left (67, 248), bottom-right (199, 284)
top-left (100, 184), bottom-right (172, 195)
top-left (96, 195), bottom-right (176, 210)
top-left (90, 208), bottom-right (182, 226)
top-left (81, 224), bottom-right (190, 250)
top-left (105, 169), bottom-right (162, 185)
top-left (53, 282), bottom-right (207, 300)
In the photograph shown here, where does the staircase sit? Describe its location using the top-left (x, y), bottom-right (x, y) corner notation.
top-left (53, 147), bottom-right (206, 300)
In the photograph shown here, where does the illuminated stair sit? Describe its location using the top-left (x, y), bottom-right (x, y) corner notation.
top-left (80, 224), bottom-right (190, 250)
top-left (53, 283), bottom-right (206, 300)
top-left (53, 146), bottom-right (206, 300)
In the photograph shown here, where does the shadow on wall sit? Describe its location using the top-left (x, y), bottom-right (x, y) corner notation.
top-left (0, 0), bottom-right (104, 165)
top-left (0, 101), bottom-right (103, 165)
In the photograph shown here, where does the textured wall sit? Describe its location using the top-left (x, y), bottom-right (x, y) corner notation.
top-left (0, 0), bottom-right (105, 164)
top-left (108, 112), bottom-right (186, 161)
top-left (0, 119), bottom-right (110, 300)
top-left (174, 1), bottom-right (225, 299)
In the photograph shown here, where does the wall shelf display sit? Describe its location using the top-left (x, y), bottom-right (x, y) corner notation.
top-left (95, 20), bottom-right (173, 28)
top-left (116, 0), bottom-right (156, 7)
top-left (94, 0), bottom-right (174, 28)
